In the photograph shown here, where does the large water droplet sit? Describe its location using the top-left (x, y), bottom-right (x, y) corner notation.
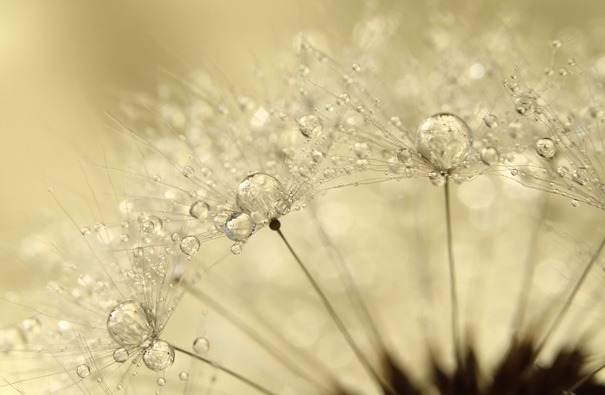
top-left (224, 212), bottom-right (255, 242)
top-left (190, 201), bottom-right (210, 220)
top-left (535, 138), bottom-right (556, 159)
top-left (143, 339), bottom-right (175, 371)
top-left (106, 301), bottom-right (153, 347)
top-left (180, 236), bottom-right (201, 255)
top-left (236, 173), bottom-right (290, 220)
top-left (298, 114), bottom-right (322, 138)
top-left (192, 337), bottom-right (210, 354)
top-left (415, 113), bottom-right (472, 170)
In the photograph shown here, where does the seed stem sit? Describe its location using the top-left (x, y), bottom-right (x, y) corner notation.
top-left (271, 219), bottom-right (395, 395)
top-left (444, 180), bottom-right (461, 365)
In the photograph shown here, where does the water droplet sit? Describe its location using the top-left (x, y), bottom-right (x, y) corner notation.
top-left (571, 199), bottom-right (579, 207)
top-left (352, 63), bottom-right (361, 72)
top-left (550, 39), bottom-right (562, 48)
top-left (557, 166), bottom-right (569, 177)
top-left (193, 337), bottom-right (210, 354)
top-left (113, 347), bottom-right (129, 363)
top-left (190, 201), bottom-right (210, 220)
top-left (396, 148), bottom-right (412, 163)
top-left (535, 138), bottom-right (556, 159)
top-left (515, 96), bottom-right (534, 115)
top-left (339, 93), bottom-right (350, 104)
top-left (157, 377), bottom-right (166, 386)
top-left (415, 113), bottom-right (472, 170)
top-left (231, 244), bottom-right (242, 255)
top-left (236, 173), bottom-right (289, 220)
top-left (573, 167), bottom-right (588, 185)
top-left (390, 116), bottom-right (402, 127)
top-left (483, 114), bottom-right (498, 128)
top-left (224, 212), bottom-right (255, 242)
top-left (141, 216), bottom-right (163, 234)
top-left (179, 371), bottom-right (189, 381)
top-left (143, 339), bottom-right (175, 371)
top-left (428, 172), bottom-right (446, 186)
top-left (480, 147), bottom-right (499, 165)
top-left (182, 166), bottom-right (195, 178)
top-left (76, 364), bottom-right (91, 378)
top-left (80, 227), bottom-right (91, 236)
top-left (298, 114), bottom-right (323, 138)
top-left (353, 142), bottom-right (371, 159)
top-left (180, 236), bottom-right (201, 255)
top-left (106, 301), bottom-right (153, 347)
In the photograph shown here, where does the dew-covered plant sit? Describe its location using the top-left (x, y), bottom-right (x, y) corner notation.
top-left (2, 1), bottom-right (605, 394)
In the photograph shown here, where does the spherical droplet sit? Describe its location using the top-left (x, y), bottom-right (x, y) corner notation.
top-left (480, 147), bottom-right (499, 165)
top-left (353, 142), bottom-right (371, 159)
top-left (113, 347), bottom-right (129, 363)
top-left (396, 148), bottom-right (412, 163)
top-left (157, 377), bottom-right (166, 386)
top-left (535, 138), bottom-right (556, 159)
top-left (223, 212), bottom-right (255, 242)
top-left (573, 167), bottom-right (588, 185)
top-left (230, 244), bottom-right (242, 255)
top-left (107, 301), bottom-right (153, 347)
top-left (76, 364), bottom-right (91, 378)
top-left (143, 339), bottom-right (175, 371)
top-left (193, 337), bottom-right (210, 354)
top-left (571, 199), bottom-right (579, 207)
top-left (141, 216), bottom-right (163, 234)
top-left (179, 371), bottom-right (189, 381)
top-left (190, 201), bottom-right (210, 220)
top-left (298, 114), bottom-right (322, 138)
top-left (180, 236), bottom-right (201, 255)
top-left (415, 113), bottom-right (472, 170)
top-left (236, 173), bottom-right (289, 220)
top-left (482, 114), bottom-right (498, 128)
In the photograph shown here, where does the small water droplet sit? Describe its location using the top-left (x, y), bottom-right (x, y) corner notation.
top-left (180, 236), bottom-right (201, 255)
top-left (143, 339), bottom-right (175, 371)
top-left (396, 148), bottom-right (412, 163)
top-left (550, 39), bottom-right (562, 48)
top-left (224, 212), bottom-right (255, 242)
top-left (231, 244), bottom-right (242, 255)
top-left (76, 364), bottom-right (91, 378)
top-left (571, 199), bottom-right (579, 207)
top-left (183, 166), bottom-right (195, 178)
top-left (480, 147), bottom-right (499, 165)
top-left (190, 201), bottom-right (210, 220)
top-left (141, 216), bottom-right (163, 234)
top-left (415, 113), bottom-right (472, 170)
top-left (193, 337), bottom-right (210, 354)
top-left (339, 93), bottom-right (350, 104)
top-left (80, 227), bottom-right (91, 236)
top-left (352, 63), bottom-right (361, 72)
top-left (113, 347), bottom-right (129, 363)
top-left (298, 114), bottom-right (322, 138)
top-left (535, 138), bottom-right (556, 159)
top-left (179, 371), bottom-right (189, 381)
top-left (428, 172), bottom-right (446, 186)
top-left (157, 377), bottom-right (166, 386)
top-left (106, 301), bottom-right (153, 347)
top-left (573, 167), bottom-right (588, 185)
top-left (557, 166), bottom-right (569, 177)
top-left (483, 114), bottom-right (498, 128)
top-left (353, 142), bottom-right (371, 159)
top-left (390, 116), bottom-right (402, 127)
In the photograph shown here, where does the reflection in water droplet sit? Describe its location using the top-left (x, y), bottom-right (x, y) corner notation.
top-left (535, 138), bottom-right (556, 159)
top-left (190, 201), bottom-right (210, 220)
top-left (141, 216), bottom-right (163, 234)
top-left (180, 236), bottom-right (201, 255)
top-left (143, 339), bottom-right (175, 371)
top-left (193, 337), bottom-right (210, 354)
top-left (236, 173), bottom-right (289, 220)
top-left (223, 212), bottom-right (255, 242)
top-left (480, 147), bottom-right (499, 166)
top-left (113, 347), bottom-right (129, 363)
top-left (298, 114), bottom-right (323, 138)
top-left (415, 113), bottom-right (472, 170)
top-left (76, 364), bottom-right (91, 378)
top-left (106, 301), bottom-right (153, 347)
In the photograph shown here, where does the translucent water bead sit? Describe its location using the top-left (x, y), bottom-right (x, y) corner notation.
top-left (143, 339), bottom-right (175, 371)
top-left (107, 301), bottom-right (153, 347)
top-left (222, 212), bottom-right (255, 242)
top-left (415, 113), bottom-right (472, 171)
top-left (236, 173), bottom-right (290, 221)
